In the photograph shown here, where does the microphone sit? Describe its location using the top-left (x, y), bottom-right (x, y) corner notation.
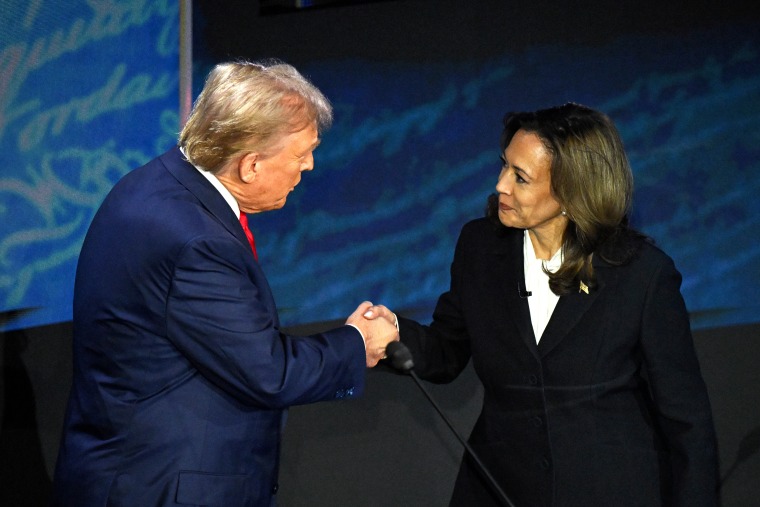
top-left (517, 280), bottom-right (532, 298)
top-left (384, 341), bottom-right (516, 507)
top-left (386, 340), bottom-right (414, 372)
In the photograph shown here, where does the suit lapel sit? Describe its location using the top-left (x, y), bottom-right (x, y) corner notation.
top-left (493, 229), bottom-right (540, 359)
top-left (160, 147), bottom-right (251, 251)
top-left (537, 259), bottom-right (610, 357)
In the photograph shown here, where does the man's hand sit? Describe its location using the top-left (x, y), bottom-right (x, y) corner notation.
top-left (346, 301), bottom-right (399, 367)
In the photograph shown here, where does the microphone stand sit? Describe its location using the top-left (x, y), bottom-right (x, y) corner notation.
top-left (404, 370), bottom-right (517, 507)
top-left (385, 341), bottom-right (516, 506)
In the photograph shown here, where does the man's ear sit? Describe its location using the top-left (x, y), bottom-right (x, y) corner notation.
top-left (238, 152), bottom-right (260, 183)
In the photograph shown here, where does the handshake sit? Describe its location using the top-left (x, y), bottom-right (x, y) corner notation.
top-left (346, 301), bottom-right (399, 367)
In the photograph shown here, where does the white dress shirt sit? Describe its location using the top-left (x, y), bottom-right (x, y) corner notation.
top-left (523, 229), bottom-right (563, 343)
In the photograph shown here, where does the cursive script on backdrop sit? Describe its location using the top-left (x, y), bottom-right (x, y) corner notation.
top-left (0, 0), bottom-right (178, 327)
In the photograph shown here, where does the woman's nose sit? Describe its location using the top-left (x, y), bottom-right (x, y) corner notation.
top-left (496, 171), bottom-right (511, 195)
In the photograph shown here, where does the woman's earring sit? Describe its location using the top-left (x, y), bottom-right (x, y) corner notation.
top-left (561, 210), bottom-right (567, 216)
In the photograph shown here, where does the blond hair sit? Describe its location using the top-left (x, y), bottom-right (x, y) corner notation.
top-left (179, 60), bottom-right (333, 172)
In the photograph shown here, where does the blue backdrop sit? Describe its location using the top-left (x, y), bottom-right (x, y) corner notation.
top-left (242, 22), bottom-right (760, 331)
top-left (0, 1), bottom-right (179, 330)
top-left (1, 1), bottom-right (758, 332)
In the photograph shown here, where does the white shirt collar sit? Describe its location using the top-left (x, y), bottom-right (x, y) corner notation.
top-left (523, 229), bottom-right (563, 271)
top-left (180, 146), bottom-right (240, 217)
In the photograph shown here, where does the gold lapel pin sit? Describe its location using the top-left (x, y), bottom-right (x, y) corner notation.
top-left (579, 280), bottom-right (589, 294)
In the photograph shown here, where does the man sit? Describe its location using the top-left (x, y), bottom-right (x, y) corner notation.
top-left (52, 61), bottom-right (398, 506)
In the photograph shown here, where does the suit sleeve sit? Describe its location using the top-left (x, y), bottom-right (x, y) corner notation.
top-left (164, 234), bottom-right (366, 409)
top-left (398, 226), bottom-right (472, 383)
top-left (639, 255), bottom-right (719, 506)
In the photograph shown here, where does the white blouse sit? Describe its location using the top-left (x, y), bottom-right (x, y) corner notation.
top-left (523, 230), bottom-right (563, 343)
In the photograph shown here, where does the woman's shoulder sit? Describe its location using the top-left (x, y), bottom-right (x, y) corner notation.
top-left (601, 230), bottom-right (676, 272)
top-left (633, 236), bottom-right (677, 268)
top-left (461, 216), bottom-right (519, 238)
top-left (453, 219), bottom-right (524, 264)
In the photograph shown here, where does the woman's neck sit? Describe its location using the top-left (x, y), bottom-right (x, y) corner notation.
top-left (527, 227), bottom-right (564, 260)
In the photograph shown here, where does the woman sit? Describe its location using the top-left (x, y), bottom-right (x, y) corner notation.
top-left (372, 103), bottom-right (718, 506)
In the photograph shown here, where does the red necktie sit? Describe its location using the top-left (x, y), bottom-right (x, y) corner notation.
top-left (238, 211), bottom-right (258, 261)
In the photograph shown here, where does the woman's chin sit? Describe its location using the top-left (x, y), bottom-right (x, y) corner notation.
top-left (498, 212), bottom-right (519, 229)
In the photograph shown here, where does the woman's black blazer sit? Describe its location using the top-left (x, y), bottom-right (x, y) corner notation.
top-left (398, 218), bottom-right (718, 507)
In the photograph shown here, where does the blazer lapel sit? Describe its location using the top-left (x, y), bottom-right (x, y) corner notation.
top-left (536, 259), bottom-right (610, 357)
top-left (158, 147), bottom-right (280, 328)
top-left (160, 147), bottom-right (250, 250)
top-left (493, 229), bottom-right (540, 358)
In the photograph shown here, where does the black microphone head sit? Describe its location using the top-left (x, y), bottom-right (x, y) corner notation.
top-left (386, 341), bottom-right (414, 372)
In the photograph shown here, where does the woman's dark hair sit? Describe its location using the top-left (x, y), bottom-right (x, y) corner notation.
top-left (487, 102), bottom-right (644, 295)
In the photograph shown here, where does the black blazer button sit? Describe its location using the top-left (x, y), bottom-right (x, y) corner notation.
top-left (528, 374), bottom-right (538, 385)
top-left (540, 457), bottom-right (551, 470)
top-left (531, 416), bottom-right (543, 427)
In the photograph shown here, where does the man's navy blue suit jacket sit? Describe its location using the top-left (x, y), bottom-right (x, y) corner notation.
top-left (52, 147), bottom-right (366, 506)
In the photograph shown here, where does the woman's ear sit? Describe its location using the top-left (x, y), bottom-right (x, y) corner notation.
top-left (238, 152), bottom-right (259, 183)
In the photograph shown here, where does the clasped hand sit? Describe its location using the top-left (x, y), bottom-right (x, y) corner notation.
top-left (345, 301), bottom-right (399, 367)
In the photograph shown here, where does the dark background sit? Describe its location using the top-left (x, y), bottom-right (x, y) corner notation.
top-left (2, 0), bottom-right (759, 505)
